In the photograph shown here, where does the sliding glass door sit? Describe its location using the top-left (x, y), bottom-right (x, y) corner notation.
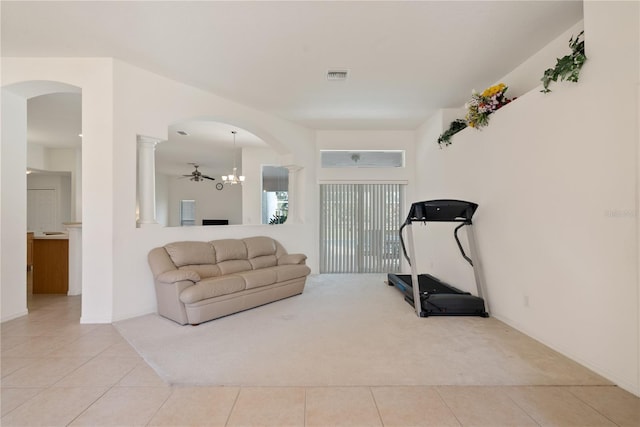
top-left (319, 183), bottom-right (404, 273)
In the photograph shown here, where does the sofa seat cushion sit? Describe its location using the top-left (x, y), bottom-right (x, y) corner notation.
top-left (179, 264), bottom-right (221, 279)
top-left (179, 276), bottom-right (246, 304)
top-left (156, 269), bottom-right (200, 284)
top-left (237, 269), bottom-right (277, 290)
top-left (217, 259), bottom-right (252, 275)
top-left (269, 265), bottom-right (312, 282)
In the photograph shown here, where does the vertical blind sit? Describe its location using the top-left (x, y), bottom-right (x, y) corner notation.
top-left (320, 183), bottom-right (404, 273)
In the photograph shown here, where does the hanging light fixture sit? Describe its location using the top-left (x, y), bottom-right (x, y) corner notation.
top-left (221, 130), bottom-right (245, 185)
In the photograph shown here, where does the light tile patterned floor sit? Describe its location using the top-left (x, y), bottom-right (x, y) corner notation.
top-left (1, 293), bottom-right (639, 426)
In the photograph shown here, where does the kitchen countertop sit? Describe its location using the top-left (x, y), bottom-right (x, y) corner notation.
top-left (32, 232), bottom-right (69, 240)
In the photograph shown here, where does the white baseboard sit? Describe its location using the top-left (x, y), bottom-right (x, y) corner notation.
top-left (1, 309), bottom-right (29, 323)
top-left (80, 316), bottom-right (112, 324)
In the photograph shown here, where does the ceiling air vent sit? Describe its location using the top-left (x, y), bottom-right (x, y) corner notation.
top-left (327, 70), bottom-right (348, 81)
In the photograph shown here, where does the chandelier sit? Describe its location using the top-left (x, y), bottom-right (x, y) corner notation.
top-left (221, 130), bottom-right (245, 185)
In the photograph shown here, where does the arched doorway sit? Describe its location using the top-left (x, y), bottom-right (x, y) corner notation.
top-left (1, 80), bottom-right (83, 320)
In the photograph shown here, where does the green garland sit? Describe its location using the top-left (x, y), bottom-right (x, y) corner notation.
top-left (437, 119), bottom-right (468, 147)
top-left (541, 31), bottom-right (586, 93)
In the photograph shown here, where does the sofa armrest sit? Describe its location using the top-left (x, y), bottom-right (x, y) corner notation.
top-left (278, 253), bottom-right (307, 265)
top-left (156, 270), bottom-right (201, 284)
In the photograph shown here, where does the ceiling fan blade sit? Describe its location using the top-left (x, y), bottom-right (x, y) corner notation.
top-left (203, 175), bottom-right (216, 181)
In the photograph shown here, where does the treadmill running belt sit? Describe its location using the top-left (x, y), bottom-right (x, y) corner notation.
top-left (387, 273), bottom-right (488, 317)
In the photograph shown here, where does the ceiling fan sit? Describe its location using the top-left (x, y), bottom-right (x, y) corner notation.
top-left (182, 163), bottom-right (215, 182)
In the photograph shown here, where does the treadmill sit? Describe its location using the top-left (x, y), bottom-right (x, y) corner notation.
top-left (388, 199), bottom-right (489, 317)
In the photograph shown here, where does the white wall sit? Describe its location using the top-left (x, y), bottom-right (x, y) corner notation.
top-left (4, 2), bottom-right (635, 397)
top-left (3, 59), bottom-right (117, 324)
top-left (2, 58), bottom-right (318, 325)
top-left (1, 89), bottom-right (28, 322)
top-left (416, 1), bottom-right (639, 395)
top-left (499, 21), bottom-right (584, 99)
top-left (27, 143), bottom-right (46, 170)
top-left (110, 59), bottom-right (318, 321)
top-left (47, 147), bottom-right (76, 171)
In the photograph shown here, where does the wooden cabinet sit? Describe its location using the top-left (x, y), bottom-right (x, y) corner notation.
top-left (33, 237), bottom-right (69, 294)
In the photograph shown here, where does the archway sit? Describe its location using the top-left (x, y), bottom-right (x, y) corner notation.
top-left (1, 80), bottom-right (83, 320)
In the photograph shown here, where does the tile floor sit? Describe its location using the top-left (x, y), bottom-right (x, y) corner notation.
top-left (1, 293), bottom-right (639, 426)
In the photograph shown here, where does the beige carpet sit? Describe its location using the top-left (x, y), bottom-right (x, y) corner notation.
top-left (115, 274), bottom-right (609, 387)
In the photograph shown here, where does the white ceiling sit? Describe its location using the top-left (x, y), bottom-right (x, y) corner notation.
top-left (3, 1), bottom-right (583, 130)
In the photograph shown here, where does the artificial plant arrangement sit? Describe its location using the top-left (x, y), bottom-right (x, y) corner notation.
top-left (437, 83), bottom-right (513, 147)
top-left (437, 119), bottom-right (467, 147)
top-left (541, 31), bottom-right (586, 93)
top-left (464, 83), bottom-right (513, 129)
top-left (436, 31), bottom-right (586, 147)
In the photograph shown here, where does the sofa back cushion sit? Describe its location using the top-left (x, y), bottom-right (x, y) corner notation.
top-left (244, 236), bottom-right (277, 258)
top-left (211, 239), bottom-right (248, 262)
top-left (165, 241), bottom-right (216, 267)
top-left (244, 236), bottom-right (279, 269)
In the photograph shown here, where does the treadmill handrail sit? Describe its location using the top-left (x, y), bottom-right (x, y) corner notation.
top-left (454, 223), bottom-right (473, 266)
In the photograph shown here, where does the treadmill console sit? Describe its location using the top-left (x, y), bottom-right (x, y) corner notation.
top-left (407, 199), bottom-right (478, 223)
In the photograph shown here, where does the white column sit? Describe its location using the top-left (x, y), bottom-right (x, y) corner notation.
top-left (73, 147), bottom-right (82, 221)
top-left (1, 89), bottom-right (28, 322)
top-left (283, 164), bottom-right (303, 224)
top-left (65, 222), bottom-right (82, 295)
top-left (137, 136), bottom-right (162, 227)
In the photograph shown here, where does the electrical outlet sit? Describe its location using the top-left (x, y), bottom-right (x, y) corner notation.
top-left (523, 295), bottom-right (530, 307)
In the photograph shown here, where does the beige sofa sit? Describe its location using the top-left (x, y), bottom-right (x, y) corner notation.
top-left (148, 236), bottom-right (311, 325)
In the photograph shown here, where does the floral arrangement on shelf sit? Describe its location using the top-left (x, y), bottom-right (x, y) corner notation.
top-left (464, 83), bottom-right (514, 129)
top-left (437, 83), bottom-right (514, 147)
top-left (541, 31), bottom-right (586, 93)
